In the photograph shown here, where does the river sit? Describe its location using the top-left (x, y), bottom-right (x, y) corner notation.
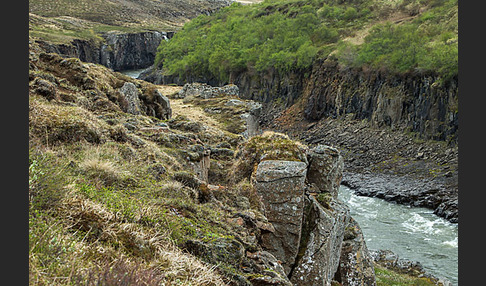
top-left (119, 68), bottom-right (147, 79)
top-left (338, 185), bottom-right (458, 285)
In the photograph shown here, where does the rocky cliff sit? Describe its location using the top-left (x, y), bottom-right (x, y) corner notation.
top-left (140, 59), bottom-right (459, 222)
top-left (302, 59), bottom-right (458, 143)
top-left (36, 31), bottom-right (173, 71)
top-left (242, 138), bottom-right (376, 285)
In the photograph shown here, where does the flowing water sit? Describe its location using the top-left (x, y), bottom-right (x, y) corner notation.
top-left (120, 68), bottom-right (147, 79)
top-left (338, 185), bottom-right (458, 285)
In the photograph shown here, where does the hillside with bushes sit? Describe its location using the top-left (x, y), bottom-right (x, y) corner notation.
top-left (154, 0), bottom-right (457, 83)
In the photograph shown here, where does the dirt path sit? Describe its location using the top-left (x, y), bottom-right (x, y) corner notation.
top-left (157, 85), bottom-right (225, 130)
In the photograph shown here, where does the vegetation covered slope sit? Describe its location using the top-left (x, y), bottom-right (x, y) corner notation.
top-left (155, 0), bottom-right (457, 83)
top-left (29, 0), bottom-right (232, 31)
top-left (29, 38), bottom-right (242, 285)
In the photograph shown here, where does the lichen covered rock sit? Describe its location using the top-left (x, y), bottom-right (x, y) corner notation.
top-left (178, 82), bottom-right (239, 99)
top-left (118, 82), bottom-right (142, 115)
top-left (290, 195), bottom-right (350, 286)
top-left (254, 160), bottom-right (308, 275)
top-left (307, 145), bottom-right (344, 198)
top-left (336, 217), bottom-right (376, 286)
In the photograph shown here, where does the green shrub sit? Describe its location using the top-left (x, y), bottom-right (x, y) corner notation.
top-left (157, 0), bottom-right (457, 82)
top-left (336, 0), bottom-right (458, 79)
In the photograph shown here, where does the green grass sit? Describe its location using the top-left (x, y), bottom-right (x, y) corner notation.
top-left (374, 264), bottom-right (438, 286)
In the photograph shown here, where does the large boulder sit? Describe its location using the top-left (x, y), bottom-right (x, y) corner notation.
top-left (289, 195), bottom-right (350, 286)
top-left (307, 145), bottom-right (344, 198)
top-left (254, 160), bottom-right (308, 275)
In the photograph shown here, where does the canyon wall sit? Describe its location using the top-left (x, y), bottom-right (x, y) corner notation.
top-left (36, 31), bottom-right (173, 71)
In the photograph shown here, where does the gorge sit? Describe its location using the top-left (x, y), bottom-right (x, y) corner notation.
top-left (28, 0), bottom-right (458, 285)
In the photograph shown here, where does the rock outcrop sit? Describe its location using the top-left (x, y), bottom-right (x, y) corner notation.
top-left (36, 31), bottom-right (172, 71)
top-left (101, 31), bottom-right (170, 71)
top-left (177, 82), bottom-right (240, 99)
top-left (290, 194), bottom-right (350, 286)
top-left (335, 217), bottom-right (376, 286)
top-left (254, 160), bottom-right (308, 275)
top-left (307, 145), bottom-right (344, 199)
top-left (302, 59), bottom-right (458, 143)
top-left (119, 82), bottom-right (142, 115)
top-left (250, 144), bottom-right (376, 285)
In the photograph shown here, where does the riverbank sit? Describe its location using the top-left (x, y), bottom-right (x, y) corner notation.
top-left (339, 185), bottom-right (458, 285)
top-left (267, 107), bottom-right (458, 223)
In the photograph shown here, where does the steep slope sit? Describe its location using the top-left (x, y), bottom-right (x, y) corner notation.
top-left (29, 0), bottom-right (233, 71)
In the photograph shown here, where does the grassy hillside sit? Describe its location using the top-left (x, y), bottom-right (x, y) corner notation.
top-left (155, 0), bottom-right (457, 82)
top-left (29, 0), bottom-right (232, 31)
top-left (29, 0), bottom-right (232, 45)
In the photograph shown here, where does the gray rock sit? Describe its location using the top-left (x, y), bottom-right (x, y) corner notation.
top-left (246, 251), bottom-right (292, 286)
top-left (119, 82), bottom-right (141, 115)
top-left (241, 101), bottom-right (262, 138)
top-left (336, 217), bottom-right (376, 286)
top-left (153, 89), bottom-right (172, 119)
top-left (307, 145), bottom-right (344, 198)
top-left (32, 78), bottom-right (58, 100)
top-left (184, 237), bottom-right (245, 269)
top-left (225, 99), bottom-right (246, 106)
top-left (254, 160), bottom-right (308, 275)
top-left (289, 195), bottom-right (350, 286)
top-left (178, 82), bottom-right (239, 99)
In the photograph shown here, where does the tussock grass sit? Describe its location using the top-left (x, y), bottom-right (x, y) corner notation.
top-left (30, 189), bottom-right (228, 286)
top-left (29, 96), bottom-right (108, 145)
top-left (374, 263), bottom-right (438, 286)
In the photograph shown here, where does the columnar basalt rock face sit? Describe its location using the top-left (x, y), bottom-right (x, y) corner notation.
top-left (307, 145), bottom-right (344, 199)
top-left (35, 31), bottom-right (170, 71)
top-left (101, 31), bottom-right (169, 71)
top-left (303, 59), bottom-right (458, 143)
top-left (254, 160), bottom-right (308, 275)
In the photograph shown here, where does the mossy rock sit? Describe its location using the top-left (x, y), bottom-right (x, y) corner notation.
top-left (184, 237), bottom-right (245, 269)
top-left (230, 131), bottom-right (308, 183)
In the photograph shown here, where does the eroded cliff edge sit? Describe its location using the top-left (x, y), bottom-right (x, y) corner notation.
top-left (35, 31), bottom-right (172, 71)
top-left (142, 58), bottom-right (459, 223)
